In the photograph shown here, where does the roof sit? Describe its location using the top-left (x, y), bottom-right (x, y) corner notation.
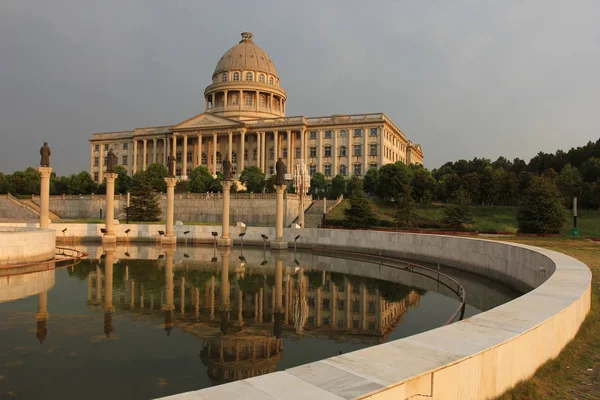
top-left (213, 32), bottom-right (278, 76)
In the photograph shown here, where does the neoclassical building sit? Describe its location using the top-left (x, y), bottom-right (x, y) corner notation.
top-left (89, 32), bottom-right (423, 183)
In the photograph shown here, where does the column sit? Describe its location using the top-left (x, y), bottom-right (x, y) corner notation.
top-left (212, 132), bottom-right (218, 176)
top-left (38, 166), bottom-right (52, 228)
top-left (142, 139), bottom-right (147, 171)
top-left (239, 130), bottom-right (246, 172)
top-left (378, 127), bottom-right (384, 167)
top-left (256, 132), bottom-right (261, 171)
top-left (333, 129), bottom-right (338, 177)
top-left (363, 127), bottom-right (368, 170)
top-left (286, 130), bottom-right (292, 172)
top-left (255, 90), bottom-right (259, 111)
top-left (261, 132), bottom-right (266, 172)
top-left (132, 140), bottom-right (137, 174)
top-left (89, 144), bottom-right (94, 179)
top-left (197, 134), bottom-right (203, 166)
top-left (348, 131), bottom-right (353, 174)
top-left (172, 134), bottom-right (177, 159)
top-left (300, 129), bottom-right (305, 162)
top-left (224, 90), bottom-right (228, 107)
top-left (162, 177), bottom-right (177, 246)
top-left (218, 180), bottom-right (232, 247)
top-left (163, 138), bottom-right (168, 165)
top-left (228, 131), bottom-right (233, 164)
top-left (273, 131), bottom-right (278, 175)
top-left (317, 130), bottom-right (323, 174)
top-left (99, 145), bottom-right (104, 181)
top-left (153, 138), bottom-right (158, 163)
top-left (163, 249), bottom-right (175, 335)
top-left (239, 90), bottom-right (243, 112)
top-left (182, 134), bottom-right (188, 179)
top-left (270, 94), bottom-right (274, 111)
top-left (271, 184), bottom-right (288, 249)
top-left (103, 173), bottom-right (117, 243)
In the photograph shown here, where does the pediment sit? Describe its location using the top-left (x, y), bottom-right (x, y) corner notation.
top-left (172, 112), bottom-right (244, 130)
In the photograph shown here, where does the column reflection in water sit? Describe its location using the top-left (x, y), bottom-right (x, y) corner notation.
top-left (36, 290), bottom-right (49, 344)
top-left (103, 246), bottom-right (116, 337)
top-left (163, 248), bottom-right (175, 336)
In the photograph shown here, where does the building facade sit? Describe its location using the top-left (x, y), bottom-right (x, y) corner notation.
top-left (89, 32), bottom-right (423, 183)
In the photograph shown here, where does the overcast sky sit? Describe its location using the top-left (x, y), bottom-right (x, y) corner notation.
top-left (1, 0), bottom-right (598, 176)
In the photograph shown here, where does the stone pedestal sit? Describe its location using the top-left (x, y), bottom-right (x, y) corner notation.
top-left (38, 167), bottom-right (52, 228)
top-left (271, 185), bottom-right (288, 249)
top-left (162, 177), bottom-right (178, 246)
top-left (218, 181), bottom-right (232, 247)
top-left (102, 173), bottom-right (117, 244)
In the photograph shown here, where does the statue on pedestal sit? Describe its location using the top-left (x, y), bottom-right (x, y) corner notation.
top-left (106, 148), bottom-right (117, 173)
top-left (222, 156), bottom-right (232, 181)
top-left (167, 154), bottom-right (176, 177)
top-left (40, 142), bottom-right (51, 167)
top-left (275, 158), bottom-right (285, 186)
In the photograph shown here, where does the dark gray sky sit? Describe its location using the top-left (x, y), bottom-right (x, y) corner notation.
top-left (1, 0), bottom-right (598, 176)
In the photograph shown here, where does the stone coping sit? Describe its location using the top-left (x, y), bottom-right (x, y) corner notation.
top-left (154, 229), bottom-right (590, 400)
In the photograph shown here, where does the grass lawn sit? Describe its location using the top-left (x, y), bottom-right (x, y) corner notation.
top-left (327, 199), bottom-right (600, 238)
top-left (497, 238), bottom-right (599, 399)
top-left (60, 219), bottom-right (217, 226)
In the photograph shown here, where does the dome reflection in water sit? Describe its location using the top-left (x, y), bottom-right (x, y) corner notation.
top-left (0, 244), bottom-right (519, 399)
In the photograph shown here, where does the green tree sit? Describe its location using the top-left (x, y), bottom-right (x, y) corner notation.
top-left (330, 174), bottom-right (346, 198)
top-left (115, 165), bottom-right (133, 194)
top-left (125, 175), bottom-right (162, 222)
top-left (377, 162), bottom-right (413, 199)
top-left (239, 166), bottom-right (266, 193)
top-left (410, 165), bottom-right (436, 203)
top-left (442, 190), bottom-right (474, 229)
top-left (343, 191), bottom-right (377, 228)
top-left (68, 171), bottom-right (98, 194)
top-left (141, 163), bottom-right (168, 192)
top-left (51, 174), bottom-right (71, 195)
top-left (363, 168), bottom-right (380, 194)
top-left (310, 172), bottom-right (327, 196)
top-left (175, 180), bottom-right (190, 193)
top-left (517, 176), bottom-right (566, 234)
top-left (557, 164), bottom-right (583, 205)
top-left (8, 167), bottom-right (41, 195)
top-left (207, 172), bottom-right (223, 193)
top-left (580, 157), bottom-right (600, 183)
top-left (346, 175), bottom-right (363, 196)
top-left (0, 172), bottom-right (9, 194)
top-left (393, 184), bottom-right (415, 228)
top-left (188, 166), bottom-right (213, 193)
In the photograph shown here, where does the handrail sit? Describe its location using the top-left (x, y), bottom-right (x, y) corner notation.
top-left (311, 247), bottom-right (466, 326)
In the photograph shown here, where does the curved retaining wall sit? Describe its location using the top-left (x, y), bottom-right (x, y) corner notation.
top-left (0, 227), bottom-right (55, 266)
top-left (161, 229), bottom-right (591, 400)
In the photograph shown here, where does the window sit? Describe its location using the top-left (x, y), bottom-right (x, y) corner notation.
top-left (337, 299), bottom-right (345, 311)
top-left (269, 166), bottom-right (274, 175)
top-left (369, 144), bottom-right (378, 156)
top-left (104, 144), bottom-right (109, 151)
top-left (369, 163), bottom-right (378, 170)
top-left (245, 72), bottom-right (253, 81)
top-left (233, 72), bottom-right (240, 81)
top-left (309, 146), bottom-right (317, 158)
top-left (216, 152), bottom-right (222, 164)
top-left (324, 145), bottom-right (331, 157)
top-left (324, 130), bottom-right (332, 139)
top-left (232, 94), bottom-right (239, 105)
top-left (122, 156), bottom-right (128, 165)
top-left (323, 299), bottom-right (330, 310)
top-left (308, 316), bottom-right (315, 325)
top-left (352, 320), bottom-right (360, 329)
top-left (244, 149), bottom-right (248, 160)
top-left (309, 131), bottom-right (318, 140)
top-left (114, 143), bottom-right (119, 151)
top-left (259, 74), bottom-right (265, 83)
top-left (368, 321), bottom-right (376, 330)
top-left (94, 172), bottom-right (99, 181)
top-left (295, 147), bottom-right (301, 158)
top-left (269, 148), bottom-right (274, 160)
top-left (123, 142), bottom-right (128, 150)
top-left (308, 297), bottom-right (315, 308)
top-left (337, 320), bottom-right (345, 329)
top-left (354, 128), bottom-right (362, 137)
top-left (253, 149), bottom-right (257, 160)
top-left (269, 77), bottom-right (274, 85)
top-left (352, 300), bottom-right (360, 313)
top-left (176, 169), bottom-right (181, 176)
top-left (282, 147), bottom-right (287, 158)
top-left (259, 95), bottom-right (266, 108)
top-left (295, 131), bottom-right (300, 140)
top-left (309, 164), bottom-right (316, 176)
top-left (323, 317), bottom-right (330, 326)
top-left (339, 146), bottom-right (347, 157)
top-left (324, 164), bottom-right (332, 176)
top-left (368, 301), bottom-right (376, 314)
top-left (339, 129), bottom-right (347, 137)
top-left (221, 72), bottom-right (228, 82)
top-left (187, 152), bottom-right (193, 162)
top-left (201, 153), bottom-right (207, 165)
top-left (176, 152), bottom-right (182, 162)
top-left (104, 157), bottom-right (108, 165)
top-left (94, 144), bottom-right (100, 151)
top-left (353, 285), bottom-right (360, 294)
top-left (353, 144), bottom-right (362, 156)
top-left (354, 163), bottom-right (362, 176)
top-left (94, 157), bottom-right (99, 166)
top-left (245, 93), bottom-right (253, 106)
top-left (339, 164), bottom-right (347, 176)
top-left (370, 127), bottom-right (378, 136)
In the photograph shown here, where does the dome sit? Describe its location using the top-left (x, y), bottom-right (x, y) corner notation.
top-left (213, 32), bottom-right (278, 76)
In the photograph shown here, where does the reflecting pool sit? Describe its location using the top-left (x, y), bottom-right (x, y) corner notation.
top-left (0, 245), bottom-right (520, 399)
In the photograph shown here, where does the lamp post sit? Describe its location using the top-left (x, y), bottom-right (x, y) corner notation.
top-left (293, 160), bottom-right (311, 228)
top-left (573, 197), bottom-right (579, 239)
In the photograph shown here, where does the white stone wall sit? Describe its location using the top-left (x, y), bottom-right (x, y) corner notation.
top-left (0, 227), bottom-right (55, 265)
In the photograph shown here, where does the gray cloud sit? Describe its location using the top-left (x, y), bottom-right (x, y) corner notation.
top-left (0, 0), bottom-right (598, 175)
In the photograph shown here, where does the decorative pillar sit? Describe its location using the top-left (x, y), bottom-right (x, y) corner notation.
top-left (218, 180), bottom-right (232, 247)
top-left (197, 134), bottom-right (203, 166)
top-left (333, 129), bottom-right (338, 177)
top-left (163, 138), bottom-right (168, 165)
top-left (318, 130), bottom-right (323, 174)
top-left (271, 184), bottom-right (288, 249)
top-left (98, 145), bottom-right (104, 182)
top-left (261, 132), bottom-right (266, 172)
top-left (38, 166), bottom-right (52, 228)
top-left (363, 127), bottom-right (368, 170)
top-left (273, 131), bottom-right (278, 175)
top-left (89, 144), bottom-right (94, 180)
top-left (153, 138), bottom-right (158, 163)
top-left (228, 131), bottom-right (233, 165)
top-left (348, 132), bottom-right (354, 172)
top-left (102, 172), bottom-right (117, 243)
top-left (286, 130), bottom-right (292, 172)
top-left (182, 134), bottom-right (188, 180)
top-left (300, 129), bottom-right (305, 162)
top-left (212, 132), bottom-right (218, 176)
top-left (163, 248), bottom-right (175, 335)
top-left (379, 127), bottom-right (384, 167)
top-left (172, 134), bottom-right (177, 162)
top-left (239, 130), bottom-right (245, 172)
top-left (224, 90), bottom-right (228, 108)
top-left (255, 90), bottom-right (259, 111)
top-left (142, 139), bottom-right (147, 171)
top-left (162, 177), bottom-right (178, 246)
top-left (132, 140), bottom-right (138, 174)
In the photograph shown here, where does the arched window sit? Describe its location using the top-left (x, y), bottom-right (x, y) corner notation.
top-left (339, 165), bottom-right (347, 176)
top-left (340, 129), bottom-right (347, 137)
top-left (233, 72), bottom-right (240, 81)
top-left (309, 164), bottom-right (317, 176)
top-left (324, 164), bottom-right (332, 177)
top-left (221, 72), bottom-right (228, 82)
top-left (353, 163), bottom-right (362, 176)
top-left (339, 146), bottom-right (347, 157)
top-left (245, 72), bottom-right (253, 81)
top-left (216, 152), bottom-right (222, 164)
top-left (259, 74), bottom-right (265, 83)
top-left (269, 77), bottom-right (274, 85)
top-left (324, 145), bottom-right (332, 157)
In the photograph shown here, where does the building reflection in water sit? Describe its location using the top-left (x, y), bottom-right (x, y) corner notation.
top-left (83, 247), bottom-right (422, 385)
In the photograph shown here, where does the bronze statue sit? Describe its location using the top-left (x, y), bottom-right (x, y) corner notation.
top-left (106, 148), bottom-right (117, 173)
top-left (222, 156), bottom-right (232, 181)
top-left (40, 142), bottom-right (51, 167)
top-left (275, 157), bottom-right (285, 186)
top-left (167, 154), bottom-right (176, 177)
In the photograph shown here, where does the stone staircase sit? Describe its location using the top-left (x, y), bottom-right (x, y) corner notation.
top-left (302, 201), bottom-right (325, 228)
top-left (23, 199), bottom-right (62, 220)
top-left (0, 195), bottom-right (62, 221)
